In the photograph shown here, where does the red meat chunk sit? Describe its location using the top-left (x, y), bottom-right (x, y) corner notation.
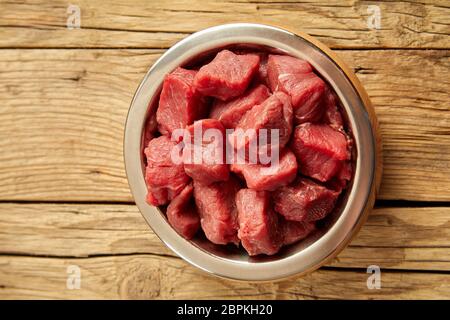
top-left (166, 184), bottom-right (200, 239)
top-left (293, 147), bottom-right (341, 183)
top-left (281, 219), bottom-right (316, 245)
top-left (209, 84), bottom-right (270, 129)
top-left (229, 91), bottom-right (293, 161)
top-left (338, 160), bottom-right (353, 181)
top-left (267, 55), bottom-right (312, 86)
top-left (267, 54), bottom-right (325, 124)
top-left (291, 123), bottom-right (350, 182)
top-left (231, 149), bottom-right (297, 191)
top-left (322, 85), bottom-right (344, 130)
top-left (143, 112), bottom-right (158, 148)
top-left (194, 50), bottom-right (260, 101)
top-left (182, 119), bottom-right (229, 185)
top-left (256, 53), bottom-right (269, 85)
top-left (327, 160), bottom-right (353, 192)
top-left (156, 67), bottom-right (207, 136)
top-left (236, 189), bottom-right (282, 256)
top-left (193, 177), bottom-right (241, 245)
top-left (144, 136), bottom-right (190, 206)
top-left (273, 178), bottom-right (339, 222)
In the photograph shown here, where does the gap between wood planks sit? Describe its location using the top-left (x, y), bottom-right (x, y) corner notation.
top-left (0, 199), bottom-right (448, 207)
top-left (0, 252), bottom-right (449, 276)
top-left (0, 47), bottom-right (450, 50)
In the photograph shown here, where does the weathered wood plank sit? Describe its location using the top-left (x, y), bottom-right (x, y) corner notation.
top-left (345, 50), bottom-right (450, 200)
top-left (0, 204), bottom-right (448, 271)
top-left (0, 0), bottom-right (449, 49)
top-left (0, 254), bottom-right (448, 299)
top-left (0, 49), bottom-right (448, 201)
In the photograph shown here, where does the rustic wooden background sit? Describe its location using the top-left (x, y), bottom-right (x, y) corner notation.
top-left (0, 0), bottom-right (449, 299)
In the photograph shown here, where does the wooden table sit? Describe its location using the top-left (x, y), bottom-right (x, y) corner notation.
top-left (0, 0), bottom-right (449, 299)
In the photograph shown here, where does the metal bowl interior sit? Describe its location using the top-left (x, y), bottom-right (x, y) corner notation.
top-left (124, 23), bottom-right (377, 281)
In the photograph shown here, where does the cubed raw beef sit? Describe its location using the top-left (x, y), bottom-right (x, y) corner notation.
top-left (194, 50), bottom-right (260, 101)
top-left (256, 53), bottom-right (269, 85)
top-left (144, 136), bottom-right (190, 206)
top-left (338, 160), bottom-right (353, 181)
top-left (229, 91), bottom-right (293, 161)
top-left (183, 119), bottom-right (229, 184)
top-left (231, 149), bottom-right (297, 191)
top-left (267, 55), bottom-right (312, 89)
top-left (166, 184), bottom-right (200, 239)
top-left (281, 219), bottom-right (316, 245)
top-left (157, 67), bottom-right (207, 136)
top-left (327, 161), bottom-right (353, 192)
top-left (267, 55), bottom-right (325, 124)
top-left (294, 146), bottom-right (341, 183)
top-left (193, 177), bottom-right (241, 245)
top-left (322, 85), bottom-right (344, 130)
top-left (291, 123), bottom-right (350, 182)
top-left (143, 50), bottom-right (355, 256)
top-left (233, 50), bottom-right (269, 85)
top-left (143, 112), bottom-right (158, 148)
top-left (209, 84), bottom-right (270, 129)
top-left (236, 189), bottom-right (282, 256)
top-left (273, 178), bottom-right (339, 222)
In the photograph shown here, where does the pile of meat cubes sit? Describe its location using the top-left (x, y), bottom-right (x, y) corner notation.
top-left (143, 49), bottom-right (353, 256)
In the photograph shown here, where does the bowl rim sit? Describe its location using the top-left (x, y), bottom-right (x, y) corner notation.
top-left (124, 23), bottom-right (380, 281)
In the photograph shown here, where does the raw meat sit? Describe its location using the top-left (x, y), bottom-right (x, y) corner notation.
top-left (256, 53), bottom-right (269, 85)
top-left (281, 219), bottom-right (316, 245)
top-left (267, 55), bottom-right (312, 87)
top-left (143, 112), bottom-right (158, 148)
top-left (229, 91), bottom-right (293, 160)
top-left (157, 67), bottom-right (207, 136)
top-left (322, 85), bottom-right (344, 130)
top-left (327, 160), bottom-right (353, 192)
top-left (194, 50), bottom-right (260, 101)
top-left (144, 136), bottom-right (190, 206)
top-left (291, 123), bottom-right (350, 182)
top-left (236, 189), bottom-right (282, 256)
top-left (166, 184), bottom-right (200, 239)
top-left (143, 49), bottom-right (354, 256)
top-left (193, 177), bottom-right (241, 245)
top-left (267, 54), bottom-right (325, 124)
top-left (183, 119), bottom-right (229, 184)
top-left (292, 145), bottom-right (342, 183)
top-left (273, 178), bottom-right (339, 222)
top-left (209, 84), bottom-right (270, 129)
top-left (231, 149), bottom-right (297, 191)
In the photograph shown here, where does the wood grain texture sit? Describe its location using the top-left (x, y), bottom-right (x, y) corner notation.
top-left (0, 0), bottom-right (449, 49)
top-left (0, 254), bottom-right (448, 299)
top-left (0, 203), bottom-right (449, 271)
top-left (0, 49), bottom-right (449, 201)
top-left (342, 49), bottom-right (450, 201)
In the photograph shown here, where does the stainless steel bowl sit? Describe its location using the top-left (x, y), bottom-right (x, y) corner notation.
top-left (124, 23), bottom-right (381, 281)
